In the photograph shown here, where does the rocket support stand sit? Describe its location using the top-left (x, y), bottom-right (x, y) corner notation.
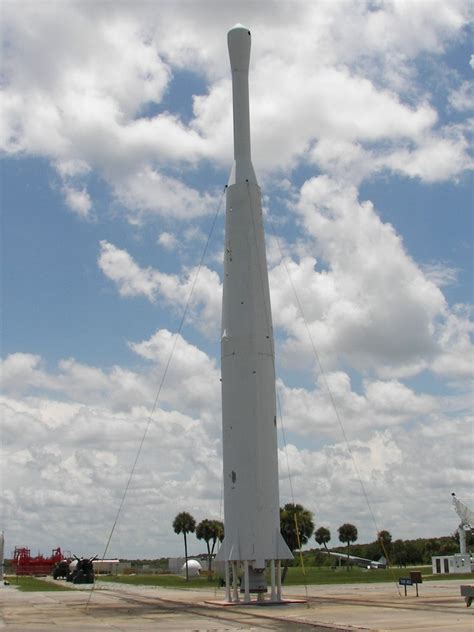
top-left (220, 560), bottom-right (286, 604)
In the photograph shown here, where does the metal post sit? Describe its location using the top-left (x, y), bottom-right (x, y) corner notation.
top-left (232, 562), bottom-right (239, 602)
top-left (244, 560), bottom-right (250, 603)
top-left (225, 561), bottom-right (231, 602)
top-left (270, 560), bottom-right (276, 601)
top-left (276, 560), bottom-right (282, 601)
top-left (0, 532), bottom-right (4, 583)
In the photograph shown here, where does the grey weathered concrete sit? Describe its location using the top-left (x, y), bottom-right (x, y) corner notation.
top-left (0, 578), bottom-right (472, 631)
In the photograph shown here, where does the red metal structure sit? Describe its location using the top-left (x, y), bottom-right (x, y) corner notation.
top-left (12, 546), bottom-right (64, 576)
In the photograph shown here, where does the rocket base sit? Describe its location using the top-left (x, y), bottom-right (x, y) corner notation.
top-left (210, 559), bottom-right (305, 606)
top-left (204, 598), bottom-right (308, 607)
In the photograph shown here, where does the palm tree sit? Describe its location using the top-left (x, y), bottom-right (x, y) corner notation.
top-left (315, 526), bottom-right (331, 552)
top-left (280, 503), bottom-right (314, 581)
top-left (196, 519), bottom-right (224, 579)
top-left (338, 523), bottom-right (358, 570)
top-left (172, 511), bottom-right (196, 581)
top-left (377, 529), bottom-right (392, 564)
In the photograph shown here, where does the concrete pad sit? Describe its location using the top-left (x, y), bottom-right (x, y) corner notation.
top-left (0, 578), bottom-right (472, 631)
top-left (204, 597), bottom-right (308, 606)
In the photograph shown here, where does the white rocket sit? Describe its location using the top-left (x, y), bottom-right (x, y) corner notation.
top-left (216, 24), bottom-right (292, 603)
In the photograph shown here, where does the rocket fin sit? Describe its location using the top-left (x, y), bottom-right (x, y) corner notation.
top-left (276, 532), bottom-right (294, 560)
top-left (215, 537), bottom-right (240, 562)
top-left (215, 539), bottom-right (226, 562)
top-left (215, 533), bottom-right (293, 561)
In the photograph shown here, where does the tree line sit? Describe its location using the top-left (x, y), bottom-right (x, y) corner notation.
top-left (173, 504), bottom-right (364, 580)
top-left (173, 503), bottom-right (469, 580)
top-left (172, 512), bottom-right (223, 581)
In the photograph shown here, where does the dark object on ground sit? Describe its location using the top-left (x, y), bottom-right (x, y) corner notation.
top-left (67, 555), bottom-right (97, 584)
top-left (53, 560), bottom-right (70, 580)
top-left (460, 585), bottom-right (474, 607)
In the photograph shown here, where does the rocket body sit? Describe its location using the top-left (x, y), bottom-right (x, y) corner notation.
top-left (217, 25), bottom-right (292, 570)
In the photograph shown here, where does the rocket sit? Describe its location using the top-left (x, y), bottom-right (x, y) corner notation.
top-left (216, 24), bottom-right (292, 603)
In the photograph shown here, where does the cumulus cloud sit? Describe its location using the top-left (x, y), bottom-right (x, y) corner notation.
top-left (98, 240), bottom-right (222, 335)
top-left (432, 305), bottom-right (474, 378)
top-left (113, 167), bottom-right (218, 221)
top-left (62, 185), bottom-right (92, 218)
top-left (381, 127), bottom-right (473, 182)
top-left (158, 231), bottom-right (179, 250)
top-left (0, 329), bottom-right (225, 556)
top-left (98, 240), bottom-right (162, 301)
top-left (1, 391), bottom-right (223, 556)
top-left (269, 176), bottom-right (448, 376)
top-left (97, 201), bottom-right (471, 383)
top-left (2, 348), bottom-right (471, 555)
top-left (128, 329), bottom-right (221, 420)
top-left (1, 329), bottom-right (221, 421)
top-left (1, 0), bottom-right (472, 559)
top-left (277, 372), bottom-right (438, 440)
top-left (278, 416), bottom-right (472, 541)
top-left (1, 0), bottom-right (472, 228)
top-left (448, 80), bottom-right (474, 112)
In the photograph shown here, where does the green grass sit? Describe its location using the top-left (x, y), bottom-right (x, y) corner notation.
top-left (96, 565), bottom-right (472, 589)
top-left (98, 573), bottom-right (220, 589)
top-left (283, 565), bottom-right (473, 585)
top-left (6, 567), bottom-right (470, 593)
top-left (6, 576), bottom-right (73, 592)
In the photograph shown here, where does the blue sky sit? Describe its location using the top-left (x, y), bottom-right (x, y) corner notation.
top-left (1, 1), bottom-right (473, 559)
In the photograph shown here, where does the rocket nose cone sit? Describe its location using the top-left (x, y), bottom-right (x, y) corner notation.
top-left (228, 24), bottom-right (251, 71)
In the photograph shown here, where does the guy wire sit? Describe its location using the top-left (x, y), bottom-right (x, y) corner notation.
top-left (246, 182), bottom-right (309, 601)
top-left (85, 186), bottom-right (226, 609)
top-left (267, 218), bottom-right (401, 596)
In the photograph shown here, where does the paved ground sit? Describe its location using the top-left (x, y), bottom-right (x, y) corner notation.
top-left (0, 578), bottom-right (472, 631)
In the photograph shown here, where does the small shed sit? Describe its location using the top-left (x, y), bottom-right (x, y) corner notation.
top-left (432, 554), bottom-right (472, 574)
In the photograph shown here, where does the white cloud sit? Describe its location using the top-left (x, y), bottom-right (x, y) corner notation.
top-left (0, 332), bottom-right (226, 556)
top-left (381, 127), bottom-right (473, 182)
top-left (278, 372), bottom-right (438, 440)
top-left (158, 231), bottom-right (179, 250)
top-left (1, 353), bottom-right (46, 393)
top-left (421, 262), bottom-right (459, 288)
top-left (449, 80), bottom-right (474, 112)
top-left (98, 240), bottom-right (162, 301)
top-left (278, 417), bottom-right (472, 543)
top-left (269, 176), bottom-right (447, 376)
top-left (114, 167), bottom-right (217, 221)
top-left (1, 0), bottom-right (472, 559)
top-left (432, 305), bottom-right (474, 378)
top-left (1, 347), bottom-right (471, 555)
top-left (1, 329), bottom-right (221, 422)
top-left (98, 240), bottom-right (222, 335)
top-left (128, 329), bottom-right (221, 421)
top-left (62, 185), bottom-right (92, 218)
top-left (1, 0), bottom-right (472, 227)
top-left (0, 391), bottom-right (222, 556)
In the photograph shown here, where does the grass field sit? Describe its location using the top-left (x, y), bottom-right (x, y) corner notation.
top-left (6, 566), bottom-right (472, 591)
top-left (5, 576), bottom-right (73, 592)
top-left (97, 565), bottom-right (473, 589)
top-left (99, 573), bottom-right (219, 589)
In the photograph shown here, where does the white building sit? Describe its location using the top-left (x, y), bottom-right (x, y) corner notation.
top-left (432, 554), bottom-right (472, 574)
top-left (91, 559), bottom-right (121, 575)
